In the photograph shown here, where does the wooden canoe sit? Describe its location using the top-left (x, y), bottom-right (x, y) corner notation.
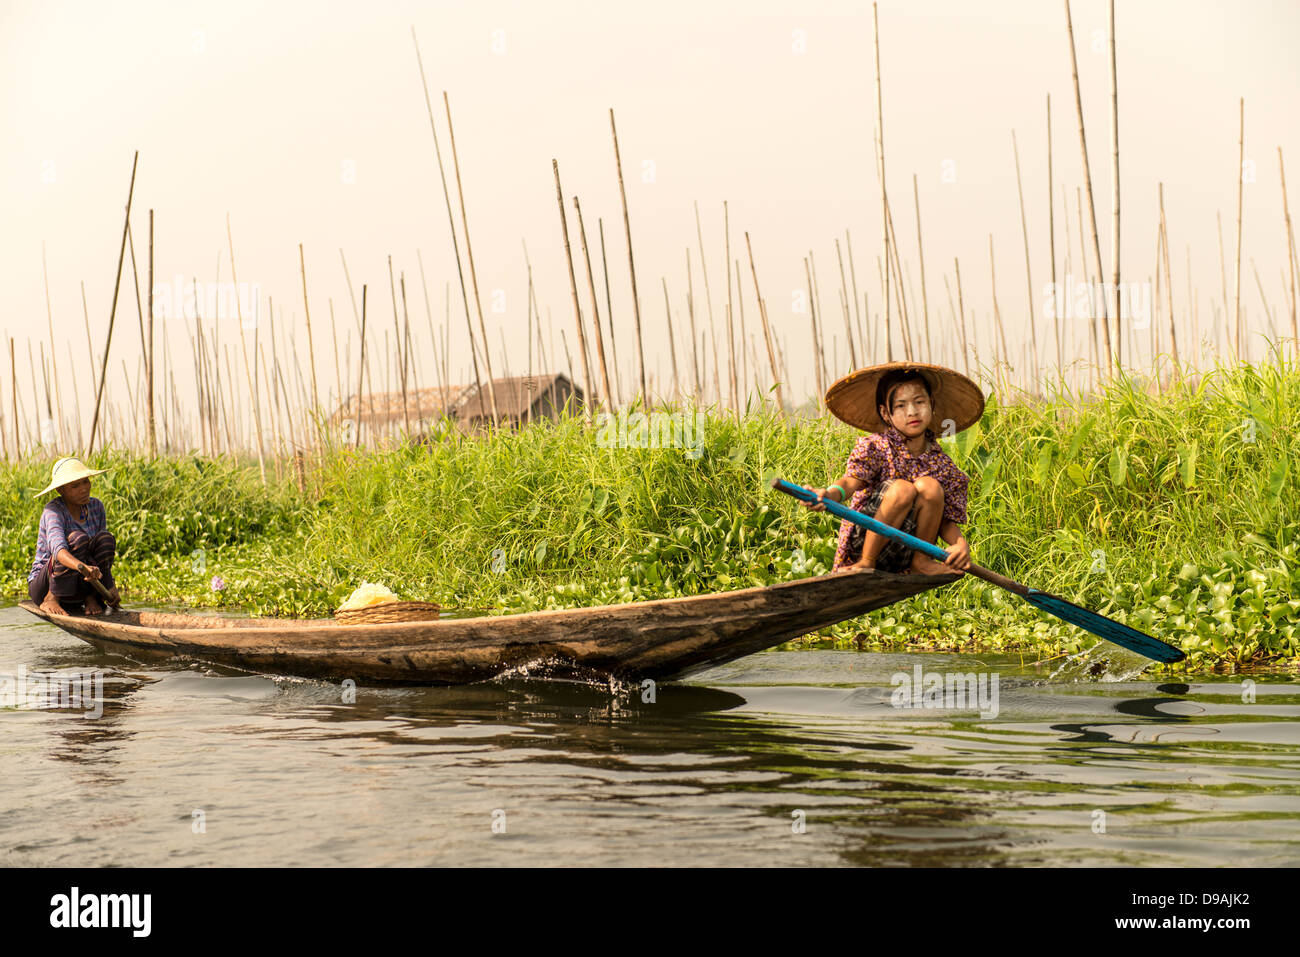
top-left (18, 567), bottom-right (959, 686)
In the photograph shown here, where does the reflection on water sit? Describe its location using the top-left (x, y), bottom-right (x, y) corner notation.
top-left (1, 605), bottom-right (1298, 866)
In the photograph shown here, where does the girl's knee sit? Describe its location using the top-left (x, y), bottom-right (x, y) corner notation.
top-left (66, 529), bottom-right (91, 552)
top-left (884, 479), bottom-right (918, 503)
top-left (91, 530), bottom-right (116, 552)
top-left (913, 476), bottom-right (944, 503)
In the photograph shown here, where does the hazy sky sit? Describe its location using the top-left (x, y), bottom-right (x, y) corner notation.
top-left (3, 0), bottom-right (1298, 434)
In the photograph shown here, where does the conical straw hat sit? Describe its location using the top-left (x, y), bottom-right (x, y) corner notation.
top-left (34, 457), bottom-right (111, 498)
top-left (824, 361), bottom-right (985, 434)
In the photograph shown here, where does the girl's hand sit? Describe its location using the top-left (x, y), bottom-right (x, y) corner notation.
top-left (80, 563), bottom-right (102, 582)
top-left (801, 486), bottom-right (840, 512)
top-left (943, 536), bottom-right (971, 572)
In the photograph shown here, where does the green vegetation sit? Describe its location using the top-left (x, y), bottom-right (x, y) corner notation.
top-left (1, 355), bottom-right (1296, 672)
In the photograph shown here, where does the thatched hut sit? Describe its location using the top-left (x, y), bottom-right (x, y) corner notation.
top-left (329, 374), bottom-right (583, 435)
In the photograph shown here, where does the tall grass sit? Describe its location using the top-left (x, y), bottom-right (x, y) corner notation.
top-left (1, 354), bottom-right (1295, 670)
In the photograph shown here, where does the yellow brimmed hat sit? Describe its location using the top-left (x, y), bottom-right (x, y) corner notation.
top-left (825, 361), bottom-right (985, 434)
top-left (34, 457), bottom-right (111, 498)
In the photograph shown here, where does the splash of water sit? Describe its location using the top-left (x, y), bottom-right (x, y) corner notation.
top-left (1048, 642), bottom-right (1155, 683)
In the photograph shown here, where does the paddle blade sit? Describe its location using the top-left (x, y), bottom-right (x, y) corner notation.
top-left (1025, 589), bottom-right (1185, 663)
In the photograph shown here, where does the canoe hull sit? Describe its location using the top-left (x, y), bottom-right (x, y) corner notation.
top-left (19, 568), bottom-right (958, 685)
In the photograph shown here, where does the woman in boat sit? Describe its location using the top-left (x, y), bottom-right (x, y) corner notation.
top-left (803, 362), bottom-right (985, 576)
top-left (27, 457), bottom-right (120, 617)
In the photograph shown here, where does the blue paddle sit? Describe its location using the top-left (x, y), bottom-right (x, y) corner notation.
top-left (771, 477), bottom-right (1185, 663)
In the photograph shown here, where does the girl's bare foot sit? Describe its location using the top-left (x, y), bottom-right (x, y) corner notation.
top-left (84, 593), bottom-right (105, 616)
top-left (40, 594), bottom-right (67, 617)
top-left (908, 554), bottom-right (957, 576)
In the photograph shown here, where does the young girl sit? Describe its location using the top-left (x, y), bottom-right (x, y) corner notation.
top-left (804, 362), bottom-right (984, 576)
top-left (28, 457), bottom-right (120, 617)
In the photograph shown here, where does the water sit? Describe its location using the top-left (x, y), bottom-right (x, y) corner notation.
top-left (2, 603), bottom-right (1298, 867)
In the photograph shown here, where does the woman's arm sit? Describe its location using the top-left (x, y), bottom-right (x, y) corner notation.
top-left (54, 547), bottom-right (100, 580)
top-left (43, 506), bottom-right (100, 580)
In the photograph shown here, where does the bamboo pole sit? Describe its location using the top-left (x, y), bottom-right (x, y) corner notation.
top-left (524, 265), bottom-right (534, 425)
top-left (80, 281), bottom-right (95, 384)
top-left (66, 342), bottom-right (82, 452)
top-left (147, 209), bottom-right (157, 455)
top-left (225, 215), bottom-right (267, 478)
top-left (552, 161), bottom-right (595, 412)
top-left (263, 305), bottom-right (282, 464)
top-left (40, 243), bottom-right (66, 449)
top-left (691, 202), bottom-right (720, 401)
top-left (835, 238), bottom-right (858, 369)
top-left (339, 249), bottom-right (374, 409)
top-left (416, 250), bottom-right (447, 398)
top-left (808, 251), bottom-right (830, 389)
top-left (184, 312), bottom-right (206, 454)
top-left (989, 235), bottom-right (1011, 381)
top-left (223, 345), bottom-right (239, 449)
top-left (1076, 186), bottom-right (1099, 383)
top-left (877, 256), bottom-right (891, 361)
top-left (328, 298), bottom-right (343, 416)
top-left (724, 201), bottom-right (738, 414)
top-left (355, 285), bottom-right (368, 447)
top-left (862, 299), bottom-right (874, 380)
top-left (735, 260), bottom-right (750, 398)
top-left (1216, 211), bottom-right (1228, 352)
top-left (1233, 98), bottom-right (1245, 358)
top-left (954, 257), bottom-right (970, 376)
top-left (1048, 94), bottom-right (1061, 376)
top-left (1281, 148), bottom-right (1299, 349)
top-left (1251, 259), bottom-right (1273, 342)
top-left (387, 255), bottom-right (411, 433)
top-left (444, 290), bottom-right (452, 398)
top-left (685, 249), bottom-right (701, 398)
top-left (28, 340), bottom-right (43, 446)
top-left (660, 277), bottom-right (681, 402)
top-left (1107, 0), bottom-right (1121, 368)
top-left (411, 31), bottom-right (492, 428)
top-left (1012, 130), bottom-right (1040, 386)
top-left (1158, 183), bottom-right (1179, 373)
top-left (743, 232), bottom-right (785, 413)
top-left (911, 175), bottom-right (931, 364)
top-left (298, 243), bottom-right (320, 412)
top-left (804, 257), bottom-right (825, 402)
top-left (87, 150), bottom-right (138, 456)
top-left (443, 91), bottom-right (500, 426)
top-left (847, 230), bottom-right (866, 363)
top-left (1064, 0), bottom-right (1113, 378)
top-left (609, 108), bottom-right (648, 404)
top-left (523, 243), bottom-right (550, 378)
top-left (574, 195), bottom-right (614, 408)
top-left (400, 274), bottom-right (424, 429)
top-left (37, 343), bottom-right (52, 447)
top-left (872, 4), bottom-right (891, 357)
top-left (11, 339), bottom-right (20, 454)
top-left (559, 327), bottom-right (577, 389)
top-left (1153, 224), bottom-right (1163, 367)
top-left (596, 221), bottom-right (623, 405)
top-left (883, 196), bottom-right (914, 361)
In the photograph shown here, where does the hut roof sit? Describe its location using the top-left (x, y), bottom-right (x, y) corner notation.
top-left (453, 373), bottom-right (582, 420)
top-left (330, 384), bottom-right (467, 425)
